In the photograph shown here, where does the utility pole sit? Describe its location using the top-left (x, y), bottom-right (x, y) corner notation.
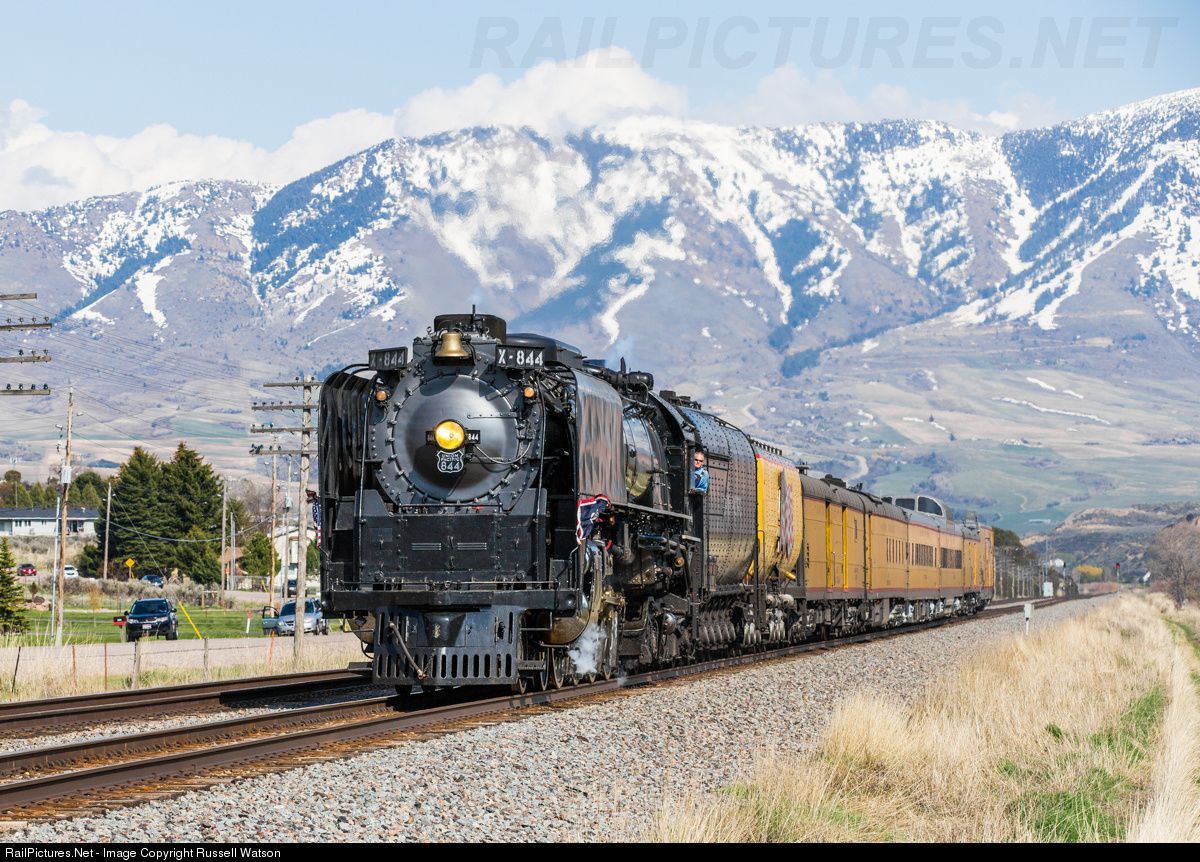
top-left (220, 483), bottom-right (227, 593)
top-left (1, 292), bottom-right (51, 397)
top-left (50, 491), bottom-right (60, 636)
top-left (55, 389), bottom-right (74, 648)
top-left (267, 442), bottom-right (278, 603)
top-left (251, 376), bottom-right (319, 661)
top-left (282, 458), bottom-right (292, 605)
top-left (229, 509), bottom-right (237, 593)
top-left (101, 480), bottom-right (112, 580)
top-left (295, 379), bottom-right (314, 660)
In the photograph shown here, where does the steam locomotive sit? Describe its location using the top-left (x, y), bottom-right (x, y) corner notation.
top-left (318, 313), bottom-right (994, 692)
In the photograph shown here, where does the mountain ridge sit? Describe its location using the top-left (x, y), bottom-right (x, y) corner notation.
top-left (1, 88), bottom-right (1197, 532)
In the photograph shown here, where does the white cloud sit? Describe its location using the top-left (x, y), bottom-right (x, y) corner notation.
top-left (713, 66), bottom-right (1063, 134)
top-left (393, 48), bottom-right (687, 137)
top-left (0, 52), bottom-right (1066, 212)
top-left (0, 100), bottom-right (393, 211)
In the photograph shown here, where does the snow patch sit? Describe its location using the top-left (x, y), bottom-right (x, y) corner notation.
top-left (995, 397), bottom-right (1110, 425)
top-left (132, 255), bottom-right (178, 328)
top-left (370, 294), bottom-right (406, 322)
top-left (71, 306), bottom-right (114, 325)
top-left (599, 216), bottom-right (686, 344)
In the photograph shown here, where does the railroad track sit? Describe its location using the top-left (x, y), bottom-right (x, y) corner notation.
top-left (0, 668), bottom-right (371, 736)
top-left (0, 596), bottom-right (1075, 822)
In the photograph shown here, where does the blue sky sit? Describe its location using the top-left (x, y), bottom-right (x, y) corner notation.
top-left (0, 1), bottom-right (1196, 210)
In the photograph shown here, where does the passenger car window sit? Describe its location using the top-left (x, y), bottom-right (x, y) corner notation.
top-left (918, 497), bottom-right (944, 516)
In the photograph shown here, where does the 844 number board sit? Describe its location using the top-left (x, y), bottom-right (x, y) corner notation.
top-left (495, 346), bottom-right (545, 368)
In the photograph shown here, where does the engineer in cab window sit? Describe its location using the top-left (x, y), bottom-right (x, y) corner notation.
top-left (692, 450), bottom-right (709, 495)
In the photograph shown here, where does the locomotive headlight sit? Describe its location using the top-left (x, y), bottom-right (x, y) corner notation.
top-left (433, 420), bottom-right (466, 451)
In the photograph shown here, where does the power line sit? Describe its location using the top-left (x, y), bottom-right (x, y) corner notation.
top-left (6, 297), bottom-right (250, 377)
top-left (59, 356), bottom-right (254, 411)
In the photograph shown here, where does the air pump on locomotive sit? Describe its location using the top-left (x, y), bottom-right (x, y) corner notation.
top-left (318, 313), bottom-right (994, 692)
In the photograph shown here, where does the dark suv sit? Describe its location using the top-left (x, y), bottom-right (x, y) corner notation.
top-left (123, 598), bottom-right (179, 641)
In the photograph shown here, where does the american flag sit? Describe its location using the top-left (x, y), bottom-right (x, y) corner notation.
top-left (576, 495), bottom-right (611, 544)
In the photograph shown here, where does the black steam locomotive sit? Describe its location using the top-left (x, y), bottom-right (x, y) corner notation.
top-left (318, 312), bottom-right (993, 692)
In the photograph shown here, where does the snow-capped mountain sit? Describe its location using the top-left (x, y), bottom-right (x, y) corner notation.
top-left (1, 89), bottom-right (1197, 532)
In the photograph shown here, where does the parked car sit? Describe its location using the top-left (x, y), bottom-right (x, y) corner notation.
top-left (140, 574), bottom-right (165, 588)
top-left (122, 598), bottom-right (179, 642)
top-left (63, 565), bottom-right (79, 578)
top-left (274, 598), bottom-right (329, 636)
top-left (17, 563), bottom-right (36, 577)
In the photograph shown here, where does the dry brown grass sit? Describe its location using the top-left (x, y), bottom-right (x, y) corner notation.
top-left (1129, 603), bottom-right (1200, 842)
top-left (652, 596), bottom-right (1200, 842)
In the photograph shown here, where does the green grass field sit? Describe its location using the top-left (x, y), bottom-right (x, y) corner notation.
top-left (17, 606), bottom-right (269, 645)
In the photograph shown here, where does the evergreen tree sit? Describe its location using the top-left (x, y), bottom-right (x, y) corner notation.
top-left (76, 542), bottom-right (104, 578)
top-left (163, 445), bottom-right (223, 534)
top-left (242, 532), bottom-right (279, 580)
top-left (71, 471), bottom-right (107, 511)
top-left (162, 444), bottom-right (224, 572)
top-left (35, 481), bottom-right (57, 508)
top-left (24, 482), bottom-right (50, 508)
top-left (175, 526), bottom-right (221, 585)
top-left (1, 469), bottom-right (20, 507)
top-left (102, 448), bottom-right (171, 576)
top-left (12, 482), bottom-right (34, 508)
top-left (0, 537), bottom-right (29, 634)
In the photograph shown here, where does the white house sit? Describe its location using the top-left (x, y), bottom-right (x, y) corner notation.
top-left (0, 508), bottom-right (98, 538)
top-left (271, 523), bottom-right (319, 582)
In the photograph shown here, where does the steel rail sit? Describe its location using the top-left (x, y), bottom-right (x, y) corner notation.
top-left (0, 599), bottom-right (1071, 814)
top-left (0, 695), bottom-right (399, 779)
top-left (0, 668), bottom-right (370, 735)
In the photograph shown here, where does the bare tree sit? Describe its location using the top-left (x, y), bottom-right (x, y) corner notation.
top-left (229, 478), bottom-right (273, 528)
top-left (1150, 517), bottom-right (1200, 608)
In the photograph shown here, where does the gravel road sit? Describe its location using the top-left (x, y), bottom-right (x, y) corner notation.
top-left (5, 599), bottom-right (1107, 842)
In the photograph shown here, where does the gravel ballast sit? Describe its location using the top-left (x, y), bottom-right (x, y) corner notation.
top-left (0, 684), bottom-right (395, 757)
top-left (6, 599), bottom-right (1108, 842)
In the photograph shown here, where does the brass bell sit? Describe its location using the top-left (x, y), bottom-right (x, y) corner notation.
top-left (434, 330), bottom-right (470, 360)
